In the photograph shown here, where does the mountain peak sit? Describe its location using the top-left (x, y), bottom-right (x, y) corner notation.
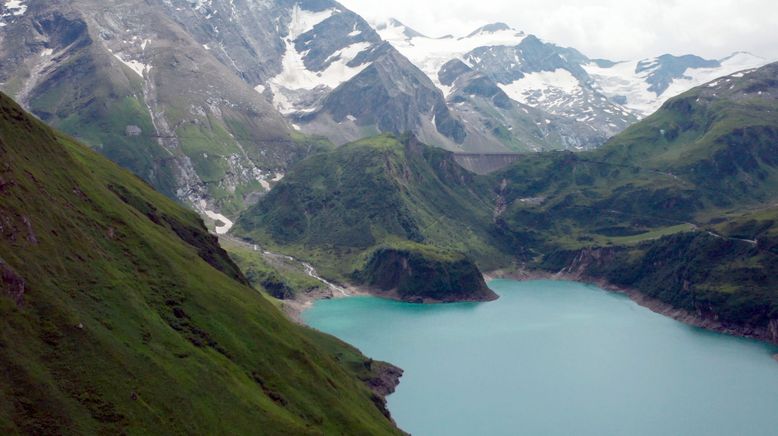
top-left (720, 51), bottom-right (766, 66)
top-left (377, 18), bottom-right (427, 39)
top-left (723, 50), bottom-right (760, 59)
top-left (466, 22), bottom-right (514, 38)
top-left (386, 18), bottom-right (405, 27)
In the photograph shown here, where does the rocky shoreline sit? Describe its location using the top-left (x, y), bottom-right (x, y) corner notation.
top-left (365, 362), bottom-right (405, 426)
top-left (486, 267), bottom-right (778, 348)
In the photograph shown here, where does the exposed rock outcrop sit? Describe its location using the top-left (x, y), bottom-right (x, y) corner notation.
top-left (363, 360), bottom-right (404, 425)
top-left (0, 258), bottom-right (25, 306)
top-left (769, 319), bottom-right (778, 344)
top-left (355, 246), bottom-right (497, 303)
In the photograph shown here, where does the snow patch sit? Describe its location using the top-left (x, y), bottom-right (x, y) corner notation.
top-left (275, 40), bottom-right (370, 91)
top-left (585, 52), bottom-right (767, 117)
top-left (269, 39), bottom-right (370, 114)
top-left (199, 201), bottom-right (234, 235)
top-left (1, 0), bottom-right (26, 24)
top-left (3, 0), bottom-right (26, 16)
top-left (113, 54), bottom-right (151, 78)
top-left (287, 4), bottom-right (336, 40)
top-left (498, 69), bottom-right (580, 104)
top-left (266, 4), bottom-right (375, 114)
top-left (378, 18), bottom-right (526, 92)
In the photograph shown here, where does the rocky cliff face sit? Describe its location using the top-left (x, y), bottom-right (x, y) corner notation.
top-left (769, 319), bottom-right (778, 343)
top-left (0, 0), bottom-right (305, 217)
top-left (355, 246), bottom-right (497, 303)
top-left (298, 43), bottom-right (465, 148)
top-left (379, 19), bottom-right (768, 150)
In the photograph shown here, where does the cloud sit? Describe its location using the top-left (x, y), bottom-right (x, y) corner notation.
top-left (339, 0), bottom-right (778, 61)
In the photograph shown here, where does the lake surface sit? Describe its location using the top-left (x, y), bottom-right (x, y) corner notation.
top-left (303, 280), bottom-right (778, 436)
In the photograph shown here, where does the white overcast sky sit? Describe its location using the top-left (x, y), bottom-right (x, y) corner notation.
top-left (339, 0), bottom-right (778, 61)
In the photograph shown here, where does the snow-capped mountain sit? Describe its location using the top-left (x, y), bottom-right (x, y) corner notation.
top-left (0, 0), bottom-right (465, 215)
top-left (378, 20), bottom-right (637, 150)
top-left (585, 52), bottom-right (767, 116)
top-left (375, 20), bottom-right (527, 94)
top-left (265, 3), bottom-right (383, 115)
top-left (0, 0), bottom-right (770, 215)
top-left (378, 18), bottom-right (769, 148)
top-left (262, 1), bottom-right (465, 149)
top-left (0, 0), bottom-right (307, 217)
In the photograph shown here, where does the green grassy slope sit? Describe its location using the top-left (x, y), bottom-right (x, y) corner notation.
top-left (0, 93), bottom-right (401, 434)
top-left (599, 63), bottom-right (778, 205)
top-left (496, 63), bottom-right (778, 250)
top-left (494, 63), bottom-right (778, 334)
top-left (234, 134), bottom-right (509, 282)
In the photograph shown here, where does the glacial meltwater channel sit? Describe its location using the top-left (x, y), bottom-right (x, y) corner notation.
top-left (302, 280), bottom-right (778, 436)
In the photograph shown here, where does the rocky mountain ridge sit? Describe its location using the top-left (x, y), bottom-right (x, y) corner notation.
top-left (378, 19), bottom-right (768, 150)
top-left (0, 1), bottom-right (769, 218)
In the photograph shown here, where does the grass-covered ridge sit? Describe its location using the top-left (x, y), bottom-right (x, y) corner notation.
top-left (0, 93), bottom-right (401, 434)
top-left (234, 133), bottom-right (510, 289)
top-left (493, 63), bottom-right (778, 335)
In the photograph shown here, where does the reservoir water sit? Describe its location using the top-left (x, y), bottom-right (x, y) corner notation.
top-left (303, 280), bottom-right (778, 436)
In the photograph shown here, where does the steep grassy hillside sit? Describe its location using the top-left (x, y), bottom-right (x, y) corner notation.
top-left (496, 63), bottom-right (778, 251)
top-left (600, 62), bottom-right (778, 205)
top-left (0, 93), bottom-right (401, 434)
top-left (234, 134), bottom-right (509, 290)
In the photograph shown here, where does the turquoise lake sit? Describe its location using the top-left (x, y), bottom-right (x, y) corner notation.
top-left (302, 280), bottom-right (778, 436)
